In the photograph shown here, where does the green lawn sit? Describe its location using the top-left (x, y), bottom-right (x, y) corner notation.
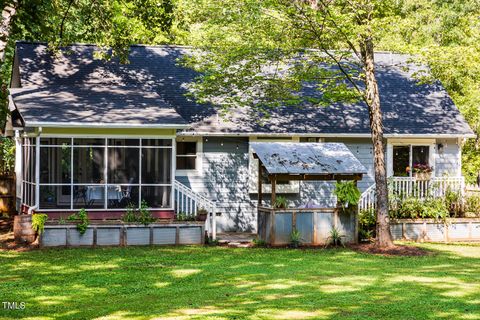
top-left (0, 244), bottom-right (479, 320)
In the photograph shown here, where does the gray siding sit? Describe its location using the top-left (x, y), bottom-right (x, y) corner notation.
top-left (176, 137), bottom-right (256, 232)
top-left (176, 137), bottom-right (376, 233)
top-left (435, 139), bottom-right (460, 176)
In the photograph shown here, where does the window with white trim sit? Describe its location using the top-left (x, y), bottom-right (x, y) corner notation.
top-left (392, 145), bottom-right (431, 177)
top-left (38, 137), bottom-right (173, 210)
top-left (175, 137), bottom-right (202, 175)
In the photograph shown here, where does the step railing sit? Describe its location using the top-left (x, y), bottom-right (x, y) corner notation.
top-left (358, 176), bottom-right (465, 213)
top-left (173, 180), bottom-right (217, 239)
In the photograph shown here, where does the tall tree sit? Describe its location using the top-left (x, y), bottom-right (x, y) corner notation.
top-left (180, 0), bottom-right (398, 247)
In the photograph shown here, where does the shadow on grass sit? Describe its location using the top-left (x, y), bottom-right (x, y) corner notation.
top-left (0, 244), bottom-right (479, 319)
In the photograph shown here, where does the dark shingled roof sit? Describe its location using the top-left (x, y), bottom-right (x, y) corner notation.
top-left (10, 86), bottom-right (186, 127)
top-left (11, 41), bottom-right (474, 136)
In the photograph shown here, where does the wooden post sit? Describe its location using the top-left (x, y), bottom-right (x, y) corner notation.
top-left (271, 175), bottom-right (276, 208)
top-left (353, 180), bottom-right (359, 244)
top-left (258, 163), bottom-right (263, 206)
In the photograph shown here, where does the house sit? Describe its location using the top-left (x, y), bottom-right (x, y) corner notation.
top-left (6, 41), bottom-right (474, 234)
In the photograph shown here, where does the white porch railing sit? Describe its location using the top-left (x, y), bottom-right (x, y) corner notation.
top-left (358, 176), bottom-right (465, 212)
top-left (173, 180), bottom-right (217, 240)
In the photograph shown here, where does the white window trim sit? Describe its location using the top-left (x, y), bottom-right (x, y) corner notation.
top-left (175, 137), bottom-right (203, 177)
top-left (387, 139), bottom-right (435, 178)
top-left (249, 136), bottom-right (301, 194)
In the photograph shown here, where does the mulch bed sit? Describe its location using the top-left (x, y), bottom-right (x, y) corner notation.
top-left (349, 243), bottom-right (431, 257)
top-left (0, 231), bottom-right (38, 252)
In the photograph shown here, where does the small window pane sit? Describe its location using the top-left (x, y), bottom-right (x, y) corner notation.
top-left (107, 186), bottom-right (139, 208)
top-left (393, 146), bottom-right (410, 177)
top-left (176, 156), bottom-right (196, 170)
top-left (74, 138), bottom-right (105, 146)
top-left (412, 146), bottom-right (429, 166)
top-left (40, 185), bottom-right (71, 209)
top-left (142, 139), bottom-right (172, 147)
top-left (141, 186), bottom-right (171, 208)
top-left (108, 147), bottom-right (139, 183)
top-left (40, 147), bottom-right (71, 184)
top-left (141, 148), bottom-right (172, 184)
top-left (73, 186), bottom-right (105, 209)
top-left (73, 147), bottom-right (105, 183)
top-left (108, 139), bottom-right (140, 146)
top-left (40, 138), bottom-right (71, 146)
top-left (177, 142), bottom-right (196, 155)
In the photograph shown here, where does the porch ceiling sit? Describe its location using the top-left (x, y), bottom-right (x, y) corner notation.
top-left (251, 142), bottom-right (367, 178)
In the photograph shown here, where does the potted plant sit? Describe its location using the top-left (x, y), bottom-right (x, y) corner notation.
top-left (274, 196), bottom-right (288, 209)
top-left (412, 163), bottom-right (433, 180)
top-left (196, 208), bottom-right (208, 221)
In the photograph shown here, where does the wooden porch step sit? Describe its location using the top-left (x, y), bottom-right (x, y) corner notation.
top-left (217, 232), bottom-right (256, 247)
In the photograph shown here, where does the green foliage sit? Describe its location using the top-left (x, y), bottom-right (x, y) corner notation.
top-left (67, 209), bottom-right (89, 235)
top-left (122, 201), bottom-right (156, 225)
top-left (359, 208), bottom-right (376, 241)
top-left (464, 194), bottom-right (480, 217)
top-left (334, 181), bottom-right (361, 208)
top-left (326, 227), bottom-right (345, 247)
top-left (289, 228), bottom-right (301, 248)
top-left (122, 203), bottom-right (138, 223)
top-left (58, 216), bottom-right (66, 224)
top-left (273, 196), bottom-right (288, 209)
top-left (252, 238), bottom-right (267, 247)
top-left (389, 197), bottom-right (449, 220)
top-left (444, 188), bottom-right (463, 216)
top-left (0, 137), bottom-right (15, 175)
top-left (176, 211), bottom-right (196, 221)
top-left (31, 214), bottom-right (48, 235)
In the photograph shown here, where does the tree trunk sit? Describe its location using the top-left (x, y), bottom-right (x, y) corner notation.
top-left (360, 35), bottom-right (394, 248)
top-left (0, 1), bottom-right (18, 63)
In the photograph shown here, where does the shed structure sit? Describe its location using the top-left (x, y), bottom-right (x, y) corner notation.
top-left (251, 142), bottom-right (367, 246)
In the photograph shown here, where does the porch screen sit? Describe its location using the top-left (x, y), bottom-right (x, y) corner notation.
top-left (38, 138), bottom-right (173, 210)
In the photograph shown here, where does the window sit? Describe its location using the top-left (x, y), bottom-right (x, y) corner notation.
top-left (392, 145), bottom-right (430, 177)
top-left (37, 137), bottom-right (174, 210)
top-left (175, 138), bottom-right (202, 174)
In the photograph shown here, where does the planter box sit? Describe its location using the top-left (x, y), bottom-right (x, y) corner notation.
top-left (40, 222), bottom-right (204, 248)
top-left (390, 218), bottom-right (480, 242)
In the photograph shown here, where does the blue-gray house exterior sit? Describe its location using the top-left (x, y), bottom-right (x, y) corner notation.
top-left (7, 42), bottom-right (474, 232)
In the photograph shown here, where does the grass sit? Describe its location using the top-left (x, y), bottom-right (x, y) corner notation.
top-left (0, 243), bottom-right (479, 319)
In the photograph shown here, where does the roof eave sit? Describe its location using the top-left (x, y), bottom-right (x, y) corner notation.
top-left (24, 121), bottom-right (189, 129)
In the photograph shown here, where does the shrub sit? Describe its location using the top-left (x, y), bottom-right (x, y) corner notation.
top-left (122, 201), bottom-right (156, 225)
top-left (389, 197), bottom-right (449, 220)
top-left (464, 194), bottom-right (480, 217)
top-left (359, 208), bottom-right (376, 241)
top-left (290, 228), bottom-right (301, 248)
top-left (444, 188), bottom-right (462, 216)
top-left (334, 181), bottom-right (360, 208)
top-left (0, 137), bottom-right (15, 175)
top-left (326, 227), bottom-right (345, 247)
top-left (32, 214), bottom-right (48, 235)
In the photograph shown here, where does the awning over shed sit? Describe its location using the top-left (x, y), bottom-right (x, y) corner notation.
top-left (251, 142), bottom-right (367, 180)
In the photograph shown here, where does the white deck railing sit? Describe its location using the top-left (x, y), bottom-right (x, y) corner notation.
top-left (173, 180), bottom-right (217, 239)
top-left (358, 176), bottom-right (465, 212)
